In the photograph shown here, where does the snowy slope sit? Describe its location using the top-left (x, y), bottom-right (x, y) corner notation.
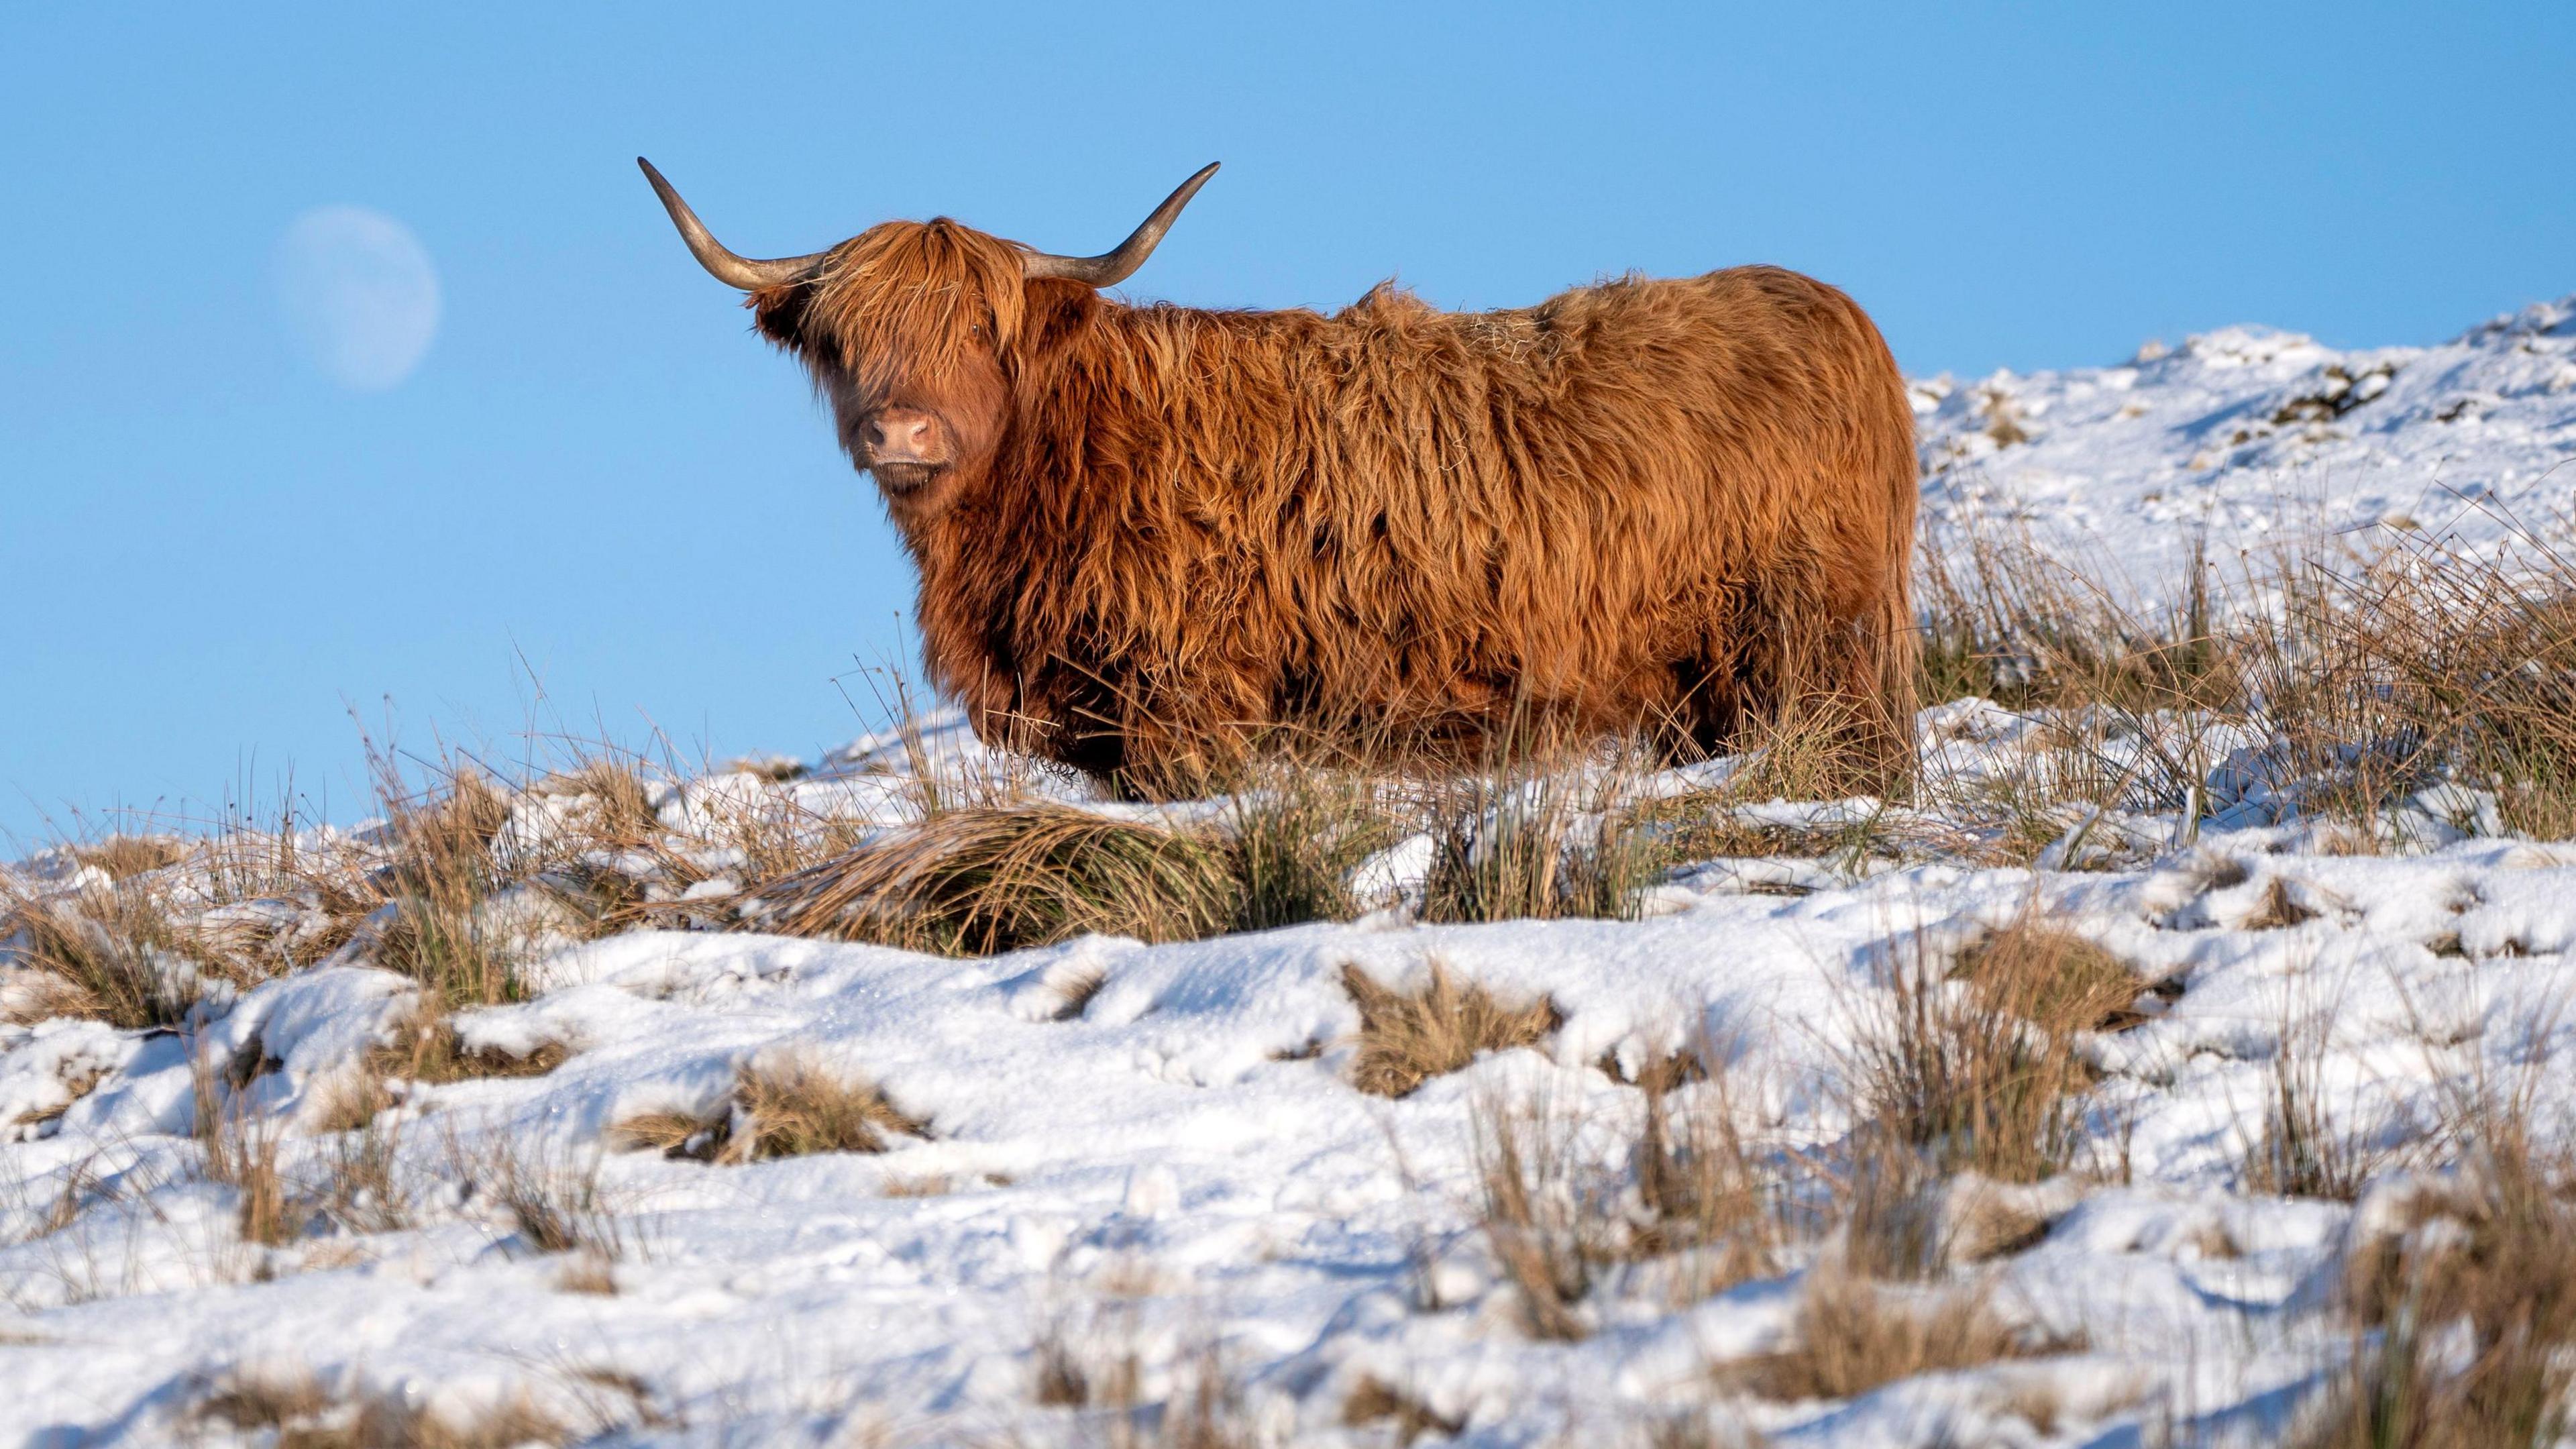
top-left (4, 295), bottom-right (2576, 1448)
top-left (1914, 294), bottom-right (2576, 597)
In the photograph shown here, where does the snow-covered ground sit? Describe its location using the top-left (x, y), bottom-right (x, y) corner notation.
top-left (1914, 292), bottom-right (2576, 598)
top-left (3, 295), bottom-right (2575, 1448)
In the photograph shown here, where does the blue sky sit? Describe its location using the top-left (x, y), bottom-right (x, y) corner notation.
top-left (5, 3), bottom-right (2573, 841)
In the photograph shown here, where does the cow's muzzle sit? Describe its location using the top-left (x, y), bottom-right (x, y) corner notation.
top-left (857, 407), bottom-right (953, 496)
top-left (861, 408), bottom-right (948, 465)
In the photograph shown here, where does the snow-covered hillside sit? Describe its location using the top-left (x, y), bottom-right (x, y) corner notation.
top-left (5, 296), bottom-right (2576, 1448)
top-left (1914, 294), bottom-right (2576, 596)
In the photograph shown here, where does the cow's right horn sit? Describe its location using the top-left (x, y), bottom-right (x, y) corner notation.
top-left (1022, 162), bottom-right (1220, 288)
top-left (638, 158), bottom-right (826, 290)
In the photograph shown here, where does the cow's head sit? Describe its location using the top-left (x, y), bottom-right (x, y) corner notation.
top-left (640, 159), bottom-right (1217, 513)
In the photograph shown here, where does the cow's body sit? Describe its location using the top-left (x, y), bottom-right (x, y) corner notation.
top-left (643, 163), bottom-right (1917, 796)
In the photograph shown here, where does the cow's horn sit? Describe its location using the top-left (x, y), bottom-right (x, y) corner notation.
top-left (638, 158), bottom-right (826, 291)
top-left (1022, 162), bottom-right (1220, 287)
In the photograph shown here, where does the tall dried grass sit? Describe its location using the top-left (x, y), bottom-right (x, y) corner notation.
top-left (1848, 916), bottom-right (2124, 1192)
top-left (1461, 1040), bottom-right (1798, 1342)
top-left (2242, 991), bottom-right (2381, 1202)
top-left (749, 803), bottom-right (1241, 955)
top-left (1342, 961), bottom-right (1560, 1098)
top-left (611, 1054), bottom-right (924, 1163)
top-left (1629, 1049), bottom-right (1789, 1298)
top-left (1222, 767), bottom-right (1405, 930)
top-left (2304, 1081), bottom-right (2576, 1448)
top-left (1469, 1089), bottom-right (1619, 1340)
top-left (468, 1135), bottom-right (631, 1263)
top-left (1914, 506), bottom-right (2576, 844)
top-left (1721, 1265), bottom-right (2071, 1403)
top-left (192, 1051), bottom-right (296, 1247)
top-left (1419, 771), bottom-right (1666, 924)
top-left (0, 881), bottom-right (203, 1029)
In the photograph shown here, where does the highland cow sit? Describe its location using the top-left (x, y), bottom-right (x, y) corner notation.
top-left (643, 159), bottom-right (1918, 796)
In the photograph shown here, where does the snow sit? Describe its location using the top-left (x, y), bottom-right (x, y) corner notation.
top-left (1915, 294), bottom-right (2576, 600)
top-left (3, 295), bottom-right (2575, 1446)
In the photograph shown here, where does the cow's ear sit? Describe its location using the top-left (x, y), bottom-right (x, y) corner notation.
top-left (747, 283), bottom-right (812, 348)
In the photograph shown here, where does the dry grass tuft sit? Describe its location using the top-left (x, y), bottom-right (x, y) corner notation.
top-left (606, 1108), bottom-right (724, 1160)
top-left (1419, 773), bottom-right (1664, 924)
top-left (610, 1055), bottom-right (922, 1164)
top-left (71, 834), bottom-right (190, 881)
top-left (751, 802), bottom-right (1241, 955)
top-left (732, 1054), bottom-right (925, 1159)
top-left (1459, 1060), bottom-right (1796, 1340)
top-left (366, 764), bottom-right (526, 1009)
top-left (1030, 1319), bottom-right (1096, 1409)
top-left (195, 1366), bottom-right (337, 1436)
top-left (195, 1365), bottom-right (570, 1449)
top-left (464, 1135), bottom-right (629, 1263)
top-left (1343, 961), bottom-right (1560, 1098)
top-left (1725, 687), bottom-right (1923, 809)
top-left (1915, 517), bottom-right (2233, 717)
top-left (1023, 1305), bottom-right (1272, 1448)
top-left (0, 884), bottom-right (203, 1030)
top-left (1911, 513), bottom-right (2576, 847)
top-left (1849, 917), bottom-right (2113, 1191)
top-left (1470, 1089), bottom-right (1615, 1340)
top-left (2237, 533), bottom-right (2576, 842)
top-left (368, 1006), bottom-right (568, 1084)
top-left (539, 761), bottom-right (663, 847)
top-left (2243, 877), bottom-right (2321, 930)
top-left (1722, 1265), bottom-right (2074, 1403)
top-left (1629, 1055), bottom-right (1787, 1297)
top-left (1954, 918), bottom-right (2146, 1038)
top-left (2243, 999), bottom-right (2376, 1201)
top-left (313, 1106), bottom-right (412, 1236)
top-left (1222, 767), bottom-right (1405, 930)
top-left (554, 1252), bottom-right (619, 1296)
top-left (193, 1052), bottom-right (298, 1247)
top-left (1341, 1375), bottom-right (1464, 1442)
top-left (2306, 1080), bottom-right (2576, 1447)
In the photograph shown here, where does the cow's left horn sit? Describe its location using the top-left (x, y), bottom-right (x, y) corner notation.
top-left (1022, 162), bottom-right (1220, 288)
top-left (638, 158), bottom-right (826, 291)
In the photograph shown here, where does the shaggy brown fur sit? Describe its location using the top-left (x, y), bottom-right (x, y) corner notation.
top-left (735, 209), bottom-right (1917, 796)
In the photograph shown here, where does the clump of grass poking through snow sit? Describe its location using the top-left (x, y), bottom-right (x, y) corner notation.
top-left (612, 1055), bottom-right (924, 1164)
top-left (1721, 1265), bottom-right (2076, 1403)
top-left (1419, 773), bottom-right (1664, 924)
top-left (1848, 914), bottom-right (2125, 1191)
top-left (1469, 1089), bottom-right (1617, 1340)
top-left (749, 802), bottom-right (1242, 955)
top-left (193, 1364), bottom-right (572, 1449)
top-left (2304, 1085), bottom-right (2576, 1449)
top-left (69, 834), bottom-right (191, 882)
top-left (730, 1055), bottom-right (925, 1159)
top-left (367, 1005), bottom-right (569, 1084)
top-left (1221, 766), bottom-right (1404, 931)
top-left (2242, 995), bottom-right (2380, 1202)
top-left (1, 882), bottom-right (203, 1030)
top-left (368, 766), bottom-right (527, 1008)
top-left (1342, 960), bottom-right (1559, 1099)
top-left (191, 1050), bottom-right (298, 1248)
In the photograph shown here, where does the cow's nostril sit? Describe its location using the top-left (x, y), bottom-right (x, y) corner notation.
top-left (864, 411), bottom-right (941, 461)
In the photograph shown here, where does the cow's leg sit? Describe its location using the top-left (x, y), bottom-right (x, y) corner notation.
top-left (1106, 663), bottom-right (1273, 800)
top-left (1734, 570), bottom-right (1918, 799)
